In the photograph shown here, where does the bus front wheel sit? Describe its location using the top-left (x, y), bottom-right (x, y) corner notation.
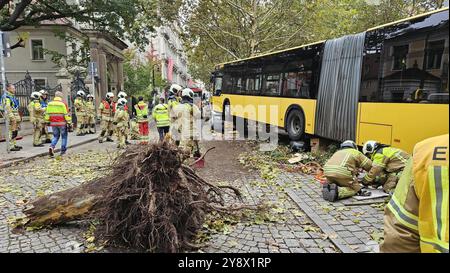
top-left (286, 109), bottom-right (305, 141)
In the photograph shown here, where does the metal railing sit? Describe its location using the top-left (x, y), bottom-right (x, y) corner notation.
top-left (1, 71), bottom-right (62, 117)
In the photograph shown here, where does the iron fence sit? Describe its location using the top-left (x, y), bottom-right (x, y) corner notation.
top-left (1, 71), bottom-right (62, 117)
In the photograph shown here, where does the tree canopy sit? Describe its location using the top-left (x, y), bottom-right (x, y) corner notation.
top-left (0, 0), bottom-right (160, 47)
top-left (123, 49), bottom-right (165, 99)
top-left (181, 0), bottom-right (447, 84)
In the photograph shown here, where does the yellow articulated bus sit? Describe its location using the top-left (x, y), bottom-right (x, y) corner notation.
top-left (211, 8), bottom-right (449, 153)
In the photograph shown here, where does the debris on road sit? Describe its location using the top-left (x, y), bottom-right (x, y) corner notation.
top-left (19, 142), bottom-right (262, 253)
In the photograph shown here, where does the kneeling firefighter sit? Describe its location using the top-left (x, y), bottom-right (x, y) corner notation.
top-left (362, 141), bottom-right (410, 193)
top-left (323, 140), bottom-right (373, 202)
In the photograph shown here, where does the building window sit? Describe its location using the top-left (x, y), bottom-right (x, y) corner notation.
top-left (426, 40), bottom-right (445, 70)
top-left (392, 45), bottom-right (408, 70)
top-left (31, 39), bottom-right (44, 60)
top-left (33, 78), bottom-right (47, 88)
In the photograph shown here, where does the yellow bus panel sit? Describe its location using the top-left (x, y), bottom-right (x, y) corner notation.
top-left (358, 123), bottom-right (393, 146)
top-left (357, 103), bottom-right (449, 153)
top-left (212, 95), bottom-right (317, 134)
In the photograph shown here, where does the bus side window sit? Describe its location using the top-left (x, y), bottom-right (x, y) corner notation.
top-left (360, 10), bottom-right (449, 104)
top-left (214, 77), bottom-right (223, 96)
top-left (263, 74), bottom-right (281, 96)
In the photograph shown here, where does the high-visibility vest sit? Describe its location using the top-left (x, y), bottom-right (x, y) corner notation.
top-left (152, 103), bottom-right (170, 127)
top-left (387, 134), bottom-right (449, 253)
top-left (134, 102), bottom-right (149, 122)
top-left (45, 97), bottom-right (71, 127)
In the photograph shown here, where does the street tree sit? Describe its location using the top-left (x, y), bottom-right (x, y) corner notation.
top-left (0, 0), bottom-right (159, 47)
top-left (182, 0), bottom-right (446, 84)
top-left (123, 48), bottom-right (165, 99)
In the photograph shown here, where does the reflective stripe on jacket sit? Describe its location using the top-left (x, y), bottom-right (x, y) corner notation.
top-left (382, 134), bottom-right (449, 253)
top-left (364, 147), bottom-right (410, 182)
top-left (324, 148), bottom-right (372, 179)
top-left (45, 97), bottom-right (71, 126)
top-left (152, 103), bottom-right (170, 127)
top-left (135, 102), bottom-right (149, 122)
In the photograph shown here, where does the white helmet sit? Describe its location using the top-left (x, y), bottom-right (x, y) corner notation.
top-left (118, 91), bottom-right (127, 99)
top-left (363, 140), bottom-right (379, 156)
top-left (106, 92), bottom-right (115, 100)
top-left (77, 90), bottom-right (86, 97)
top-left (341, 140), bottom-right (357, 150)
top-left (117, 98), bottom-right (127, 106)
top-left (169, 84), bottom-right (183, 95)
top-left (87, 94), bottom-right (94, 99)
top-left (30, 91), bottom-right (41, 100)
top-left (39, 89), bottom-right (48, 95)
top-left (181, 88), bottom-right (194, 99)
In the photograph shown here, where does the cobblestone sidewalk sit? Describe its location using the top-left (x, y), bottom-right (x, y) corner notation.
top-left (200, 174), bottom-right (339, 253)
top-left (277, 173), bottom-right (386, 253)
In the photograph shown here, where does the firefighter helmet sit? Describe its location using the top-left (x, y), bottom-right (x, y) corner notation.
top-left (77, 90), bottom-right (86, 97)
top-left (363, 140), bottom-right (379, 156)
top-left (181, 88), bottom-right (194, 99)
top-left (117, 98), bottom-right (127, 106)
top-left (341, 140), bottom-right (358, 150)
top-left (118, 91), bottom-right (127, 99)
top-left (169, 84), bottom-right (183, 95)
top-left (30, 91), bottom-right (41, 100)
top-left (106, 92), bottom-right (115, 100)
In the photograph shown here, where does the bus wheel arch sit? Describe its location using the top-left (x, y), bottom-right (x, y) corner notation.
top-left (285, 105), bottom-right (306, 141)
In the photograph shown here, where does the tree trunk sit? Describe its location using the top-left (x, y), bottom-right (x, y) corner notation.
top-left (22, 179), bottom-right (111, 227)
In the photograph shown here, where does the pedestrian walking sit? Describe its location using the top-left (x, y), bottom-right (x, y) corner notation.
top-left (45, 91), bottom-right (72, 157)
top-left (152, 97), bottom-right (170, 141)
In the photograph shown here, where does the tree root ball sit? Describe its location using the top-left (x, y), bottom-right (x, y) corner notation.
top-left (23, 142), bottom-right (245, 253)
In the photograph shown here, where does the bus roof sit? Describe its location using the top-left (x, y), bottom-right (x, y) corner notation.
top-left (216, 7), bottom-right (449, 68)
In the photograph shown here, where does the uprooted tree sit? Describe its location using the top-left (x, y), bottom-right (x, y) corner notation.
top-left (21, 142), bottom-right (257, 252)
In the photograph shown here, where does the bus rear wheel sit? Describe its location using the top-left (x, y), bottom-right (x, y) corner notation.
top-left (286, 109), bottom-right (305, 141)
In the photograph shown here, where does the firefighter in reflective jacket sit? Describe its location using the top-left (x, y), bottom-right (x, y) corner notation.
top-left (134, 96), bottom-right (149, 143)
top-left (113, 98), bottom-right (130, 149)
top-left (362, 141), bottom-right (410, 193)
top-left (172, 88), bottom-right (201, 156)
top-left (28, 92), bottom-right (46, 147)
top-left (381, 134), bottom-right (449, 253)
top-left (152, 97), bottom-right (170, 141)
top-left (167, 84), bottom-right (182, 122)
top-left (85, 94), bottom-right (96, 134)
top-left (1, 84), bottom-right (22, 151)
top-left (74, 90), bottom-right (87, 136)
top-left (39, 90), bottom-right (52, 143)
top-left (323, 140), bottom-right (373, 202)
top-left (98, 92), bottom-right (116, 143)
